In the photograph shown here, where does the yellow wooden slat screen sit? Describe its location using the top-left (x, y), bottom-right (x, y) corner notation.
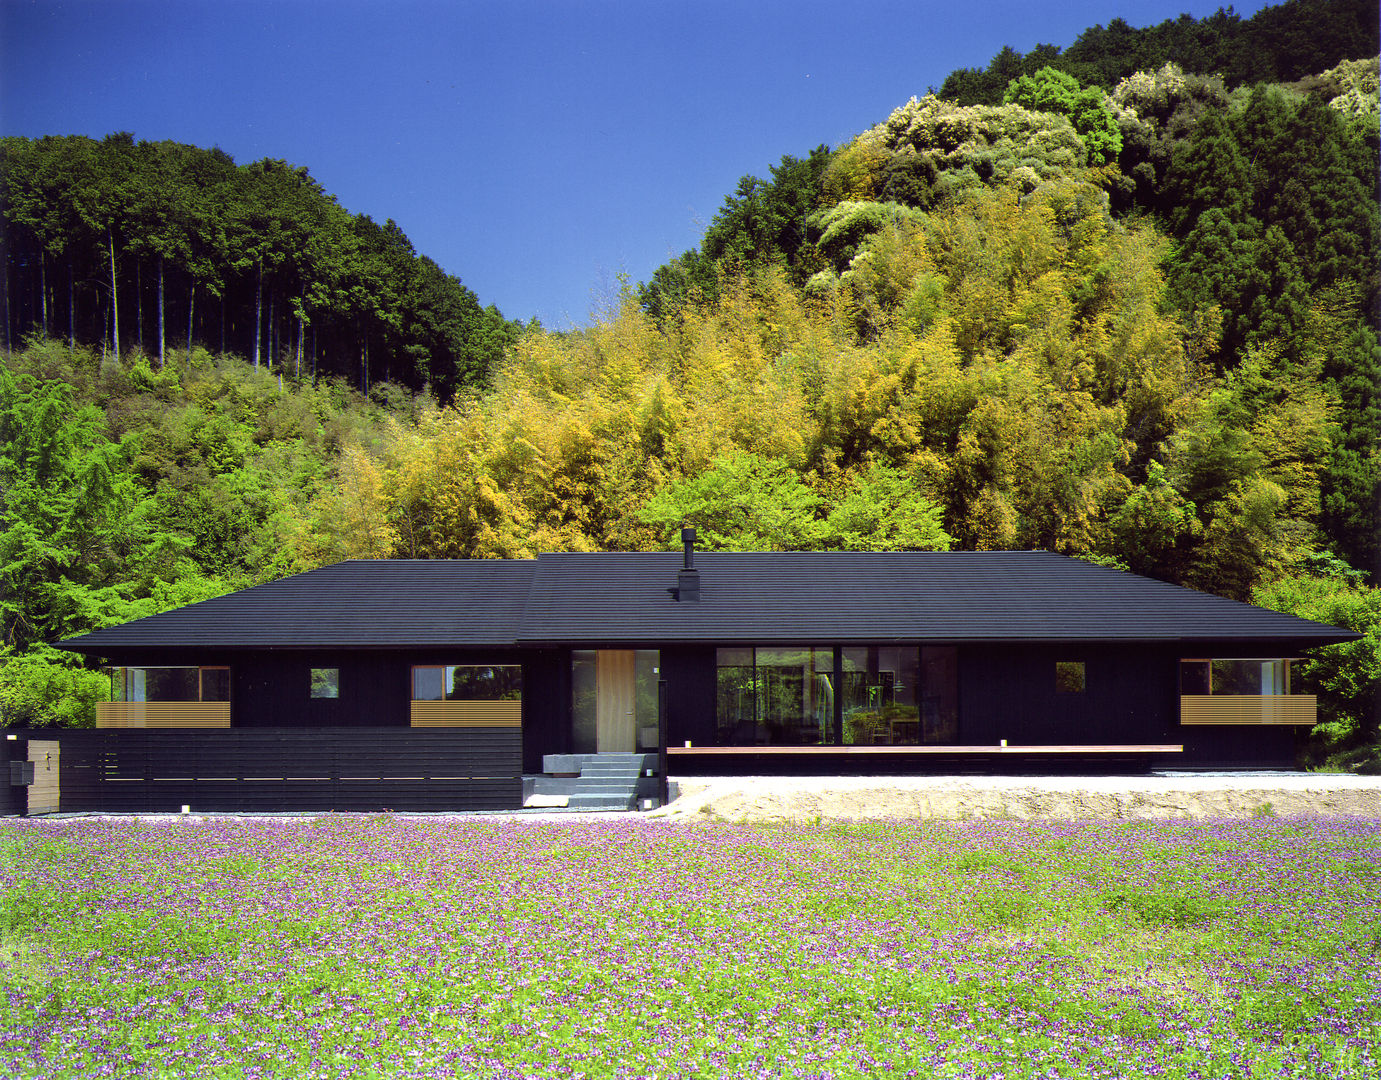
top-left (96, 703), bottom-right (232, 728)
top-left (1179, 695), bottom-right (1316, 726)
top-left (409, 700), bottom-right (522, 728)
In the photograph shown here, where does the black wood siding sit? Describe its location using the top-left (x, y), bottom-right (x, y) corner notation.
top-left (233, 653), bottom-right (410, 728)
top-left (662, 646), bottom-right (717, 748)
top-left (960, 644), bottom-right (1176, 745)
top-left (1, 735), bottom-right (25, 815)
top-left (522, 649), bottom-right (570, 772)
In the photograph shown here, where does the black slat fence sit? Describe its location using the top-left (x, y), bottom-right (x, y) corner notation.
top-left (53, 728), bottom-right (522, 813)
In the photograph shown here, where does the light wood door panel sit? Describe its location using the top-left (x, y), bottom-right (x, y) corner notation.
top-left (596, 651), bottom-right (636, 752)
top-left (28, 740), bottom-right (59, 815)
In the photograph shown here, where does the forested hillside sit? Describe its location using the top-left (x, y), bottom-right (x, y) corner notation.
top-left (0, 135), bottom-right (522, 401)
top-left (2, 0), bottom-right (1378, 766)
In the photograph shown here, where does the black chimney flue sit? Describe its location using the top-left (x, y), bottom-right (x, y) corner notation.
top-left (676, 526), bottom-right (700, 601)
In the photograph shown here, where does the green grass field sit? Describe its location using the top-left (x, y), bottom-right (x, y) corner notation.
top-left (2, 814), bottom-right (1378, 1078)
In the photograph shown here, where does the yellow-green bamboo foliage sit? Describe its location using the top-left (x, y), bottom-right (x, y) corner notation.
top-left (295, 176), bottom-right (1330, 590)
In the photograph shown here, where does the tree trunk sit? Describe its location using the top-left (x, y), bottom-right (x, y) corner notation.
top-left (187, 279), bottom-right (195, 353)
top-left (267, 291), bottom-right (275, 372)
top-left (39, 253), bottom-right (48, 336)
top-left (135, 257), bottom-right (144, 352)
top-left (68, 260), bottom-right (75, 350)
top-left (1, 235), bottom-right (11, 356)
top-left (253, 258), bottom-right (262, 370)
top-left (296, 312), bottom-right (303, 381)
top-left (219, 293), bottom-right (226, 354)
top-left (157, 255), bottom-right (165, 368)
top-left (107, 226), bottom-right (120, 359)
top-left (362, 336), bottom-right (369, 393)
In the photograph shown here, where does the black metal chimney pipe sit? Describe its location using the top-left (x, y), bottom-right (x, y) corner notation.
top-left (676, 526), bottom-right (700, 601)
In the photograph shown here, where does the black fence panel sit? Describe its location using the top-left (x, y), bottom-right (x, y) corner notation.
top-left (1, 736), bottom-right (27, 815)
top-left (54, 728), bottom-right (522, 813)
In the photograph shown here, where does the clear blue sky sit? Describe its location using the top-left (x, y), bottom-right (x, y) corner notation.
top-left (2, 0), bottom-right (1270, 328)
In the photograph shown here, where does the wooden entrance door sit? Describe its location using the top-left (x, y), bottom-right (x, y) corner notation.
top-left (28, 740), bottom-right (59, 815)
top-left (595, 650), bottom-right (636, 752)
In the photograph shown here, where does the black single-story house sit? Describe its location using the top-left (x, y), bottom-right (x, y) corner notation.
top-left (20, 543), bottom-right (1358, 814)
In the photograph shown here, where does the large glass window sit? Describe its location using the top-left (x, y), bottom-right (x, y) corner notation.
top-left (841, 646), bottom-right (919, 745)
top-left (920, 646), bottom-right (958, 743)
top-left (412, 665), bottom-right (522, 701)
top-left (756, 647), bottom-right (834, 745)
top-left (715, 648), bottom-right (756, 744)
top-left (717, 646), bottom-right (956, 746)
top-left (112, 667), bottom-right (229, 703)
top-left (716, 646), bottom-right (834, 745)
top-left (571, 651), bottom-right (597, 754)
top-left (1180, 659), bottom-right (1293, 696)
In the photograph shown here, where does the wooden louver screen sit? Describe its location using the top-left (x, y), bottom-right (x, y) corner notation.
top-left (96, 703), bottom-right (232, 728)
top-left (409, 700), bottom-right (522, 727)
top-left (1179, 695), bottom-right (1316, 726)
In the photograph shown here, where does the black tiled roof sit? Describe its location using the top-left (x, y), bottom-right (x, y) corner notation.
top-left (57, 560), bottom-right (537, 651)
top-left (56, 551), bottom-right (1357, 654)
top-left (515, 551), bottom-right (1356, 646)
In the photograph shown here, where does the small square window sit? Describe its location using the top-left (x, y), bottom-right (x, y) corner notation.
top-left (1055, 661), bottom-right (1085, 693)
top-left (310, 668), bottom-right (339, 699)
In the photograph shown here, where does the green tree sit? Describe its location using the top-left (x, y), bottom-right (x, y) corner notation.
top-left (1003, 66), bottom-right (1123, 164)
top-left (821, 463), bottom-right (951, 551)
top-left (1253, 572), bottom-right (1381, 770)
top-left (637, 452), bottom-right (824, 551)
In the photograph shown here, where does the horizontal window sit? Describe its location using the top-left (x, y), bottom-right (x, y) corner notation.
top-left (111, 667), bottom-right (230, 703)
top-left (1180, 659), bottom-right (1293, 697)
top-left (716, 645), bottom-right (957, 747)
top-left (412, 665), bottom-right (522, 702)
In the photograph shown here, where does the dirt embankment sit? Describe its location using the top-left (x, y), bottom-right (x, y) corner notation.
top-left (651, 774), bottom-right (1381, 823)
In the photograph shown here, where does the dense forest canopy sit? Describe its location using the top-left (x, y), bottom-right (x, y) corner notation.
top-left (0, 135), bottom-right (523, 402)
top-left (2, 0), bottom-right (1379, 767)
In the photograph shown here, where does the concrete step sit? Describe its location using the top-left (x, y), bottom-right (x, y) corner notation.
top-left (567, 794), bottom-right (643, 811)
top-left (530, 777), bottom-right (641, 796)
top-left (542, 752), bottom-right (657, 775)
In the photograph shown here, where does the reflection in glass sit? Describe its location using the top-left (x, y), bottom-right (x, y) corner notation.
top-left (920, 647), bottom-right (958, 743)
top-left (571, 651), bottom-right (597, 754)
top-left (413, 665), bottom-right (522, 701)
top-left (633, 650), bottom-right (661, 749)
top-left (448, 665), bottom-right (522, 700)
top-left (715, 645), bottom-right (958, 746)
top-left (715, 648), bottom-right (757, 744)
top-left (112, 667), bottom-right (227, 703)
top-left (200, 668), bottom-right (231, 702)
top-left (413, 666), bottom-right (445, 701)
top-left (310, 668), bottom-right (339, 699)
top-left (1055, 661), bottom-right (1086, 693)
top-left (841, 647), bottom-right (919, 744)
top-left (1210, 659), bottom-right (1291, 695)
top-left (756, 647), bottom-right (833, 745)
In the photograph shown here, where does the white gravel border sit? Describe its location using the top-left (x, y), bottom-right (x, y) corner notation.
top-left (649, 772), bottom-right (1381, 821)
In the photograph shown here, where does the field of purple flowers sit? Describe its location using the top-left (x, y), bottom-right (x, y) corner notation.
top-left (1, 814), bottom-right (1378, 1079)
